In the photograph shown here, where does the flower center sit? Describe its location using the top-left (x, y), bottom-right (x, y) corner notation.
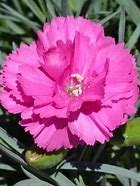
top-left (67, 73), bottom-right (83, 97)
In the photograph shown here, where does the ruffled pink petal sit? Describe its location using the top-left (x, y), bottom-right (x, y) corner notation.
top-left (83, 61), bottom-right (109, 101)
top-left (68, 61), bottom-right (109, 113)
top-left (68, 112), bottom-right (112, 145)
top-left (41, 17), bottom-right (74, 46)
top-left (20, 119), bottom-right (46, 137)
top-left (33, 95), bottom-right (53, 107)
top-left (21, 107), bottom-right (33, 120)
top-left (20, 117), bottom-right (82, 151)
top-left (3, 69), bottom-right (17, 90)
top-left (53, 92), bottom-right (69, 108)
top-left (92, 100), bottom-right (128, 131)
top-left (72, 32), bottom-right (94, 77)
top-left (76, 17), bottom-right (104, 43)
top-left (96, 43), bottom-right (138, 102)
top-left (125, 87), bottom-right (139, 115)
top-left (9, 42), bottom-right (40, 67)
top-left (2, 42), bottom-right (40, 104)
top-left (0, 16), bottom-right (138, 152)
top-left (34, 104), bottom-right (67, 118)
top-left (0, 90), bottom-right (26, 113)
top-left (37, 16), bottom-right (104, 54)
top-left (68, 98), bottom-right (83, 112)
top-left (50, 17), bottom-right (66, 44)
top-left (19, 65), bottom-right (54, 96)
top-left (42, 40), bottom-right (73, 80)
top-left (37, 30), bottom-right (49, 56)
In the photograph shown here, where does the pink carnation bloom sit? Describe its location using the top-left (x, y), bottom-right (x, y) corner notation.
top-left (0, 17), bottom-right (139, 152)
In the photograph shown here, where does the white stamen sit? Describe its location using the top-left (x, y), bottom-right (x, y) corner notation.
top-left (70, 73), bottom-right (83, 83)
top-left (67, 73), bottom-right (83, 97)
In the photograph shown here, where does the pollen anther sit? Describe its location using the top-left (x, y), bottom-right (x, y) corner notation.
top-left (67, 73), bottom-right (83, 97)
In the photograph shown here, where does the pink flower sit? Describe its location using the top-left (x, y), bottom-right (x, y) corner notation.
top-left (0, 17), bottom-right (139, 152)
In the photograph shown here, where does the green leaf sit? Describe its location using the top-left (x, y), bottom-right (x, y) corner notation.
top-left (0, 162), bottom-right (17, 171)
top-left (116, 175), bottom-right (130, 186)
top-left (68, 0), bottom-right (85, 13)
top-left (135, 50), bottom-right (140, 65)
top-left (21, 165), bottom-right (41, 180)
top-left (24, 0), bottom-right (46, 23)
top-left (0, 14), bottom-right (21, 22)
top-left (100, 8), bottom-right (120, 25)
top-left (14, 179), bottom-right (53, 186)
top-left (0, 138), bottom-right (11, 149)
top-left (0, 51), bottom-right (5, 64)
top-left (45, 0), bottom-right (56, 18)
top-left (12, 0), bottom-right (23, 14)
top-left (0, 127), bottom-right (25, 154)
top-left (118, 6), bottom-right (125, 42)
top-left (75, 175), bottom-right (86, 186)
top-left (126, 24), bottom-right (140, 50)
top-left (51, 172), bottom-right (75, 186)
top-left (22, 164), bottom-right (75, 186)
top-left (4, 20), bottom-right (25, 34)
top-left (61, 0), bottom-right (73, 16)
top-left (0, 144), bottom-right (26, 165)
top-left (38, 0), bottom-right (47, 15)
top-left (51, 0), bottom-right (62, 14)
top-left (116, 0), bottom-right (140, 26)
top-left (59, 162), bottom-right (140, 182)
top-left (0, 144), bottom-right (57, 185)
top-left (12, 42), bottom-right (18, 50)
top-left (88, 0), bottom-right (102, 14)
top-left (0, 3), bottom-right (39, 29)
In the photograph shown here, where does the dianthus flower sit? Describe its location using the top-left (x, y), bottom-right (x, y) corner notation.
top-left (0, 17), bottom-right (138, 151)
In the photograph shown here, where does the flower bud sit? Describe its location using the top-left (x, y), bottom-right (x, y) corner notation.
top-left (111, 118), bottom-right (140, 147)
top-left (25, 147), bottom-right (68, 170)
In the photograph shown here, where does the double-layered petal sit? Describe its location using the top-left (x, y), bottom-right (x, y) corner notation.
top-left (0, 16), bottom-right (138, 152)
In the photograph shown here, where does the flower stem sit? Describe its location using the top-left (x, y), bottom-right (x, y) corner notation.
top-left (78, 145), bottom-right (88, 161)
top-left (92, 144), bottom-right (106, 163)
